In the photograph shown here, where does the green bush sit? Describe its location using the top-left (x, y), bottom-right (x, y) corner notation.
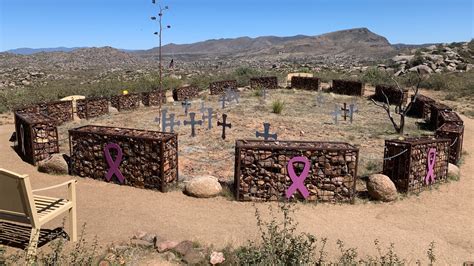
top-left (236, 203), bottom-right (318, 265)
top-left (271, 100), bottom-right (285, 114)
top-left (360, 67), bottom-right (394, 86)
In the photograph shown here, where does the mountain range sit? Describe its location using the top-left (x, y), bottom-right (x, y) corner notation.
top-left (5, 28), bottom-right (434, 59)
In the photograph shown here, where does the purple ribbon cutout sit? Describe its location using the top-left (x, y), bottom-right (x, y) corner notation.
top-left (425, 148), bottom-right (437, 185)
top-left (286, 156), bottom-right (310, 199)
top-left (104, 143), bottom-right (125, 184)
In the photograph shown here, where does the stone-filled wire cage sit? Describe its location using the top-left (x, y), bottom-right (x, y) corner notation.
top-left (290, 76), bottom-right (321, 91)
top-left (172, 86), bottom-right (199, 101)
top-left (142, 90), bottom-right (165, 106)
top-left (209, 80), bottom-right (237, 95)
top-left (436, 123), bottom-right (464, 165)
top-left (331, 80), bottom-right (364, 96)
top-left (69, 125), bottom-right (178, 192)
top-left (76, 97), bottom-right (109, 119)
top-left (438, 110), bottom-right (463, 128)
top-left (234, 140), bottom-right (359, 203)
top-left (429, 102), bottom-right (452, 129)
top-left (14, 112), bottom-right (59, 165)
top-left (38, 100), bottom-right (74, 125)
top-left (374, 85), bottom-right (408, 106)
top-left (14, 105), bottom-right (40, 115)
top-left (383, 137), bottom-right (450, 193)
top-left (110, 93), bottom-right (142, 111)
top-left (406, 94), bottom-right (435, 119)
top-left (250, 77), bottom-right (278, 90)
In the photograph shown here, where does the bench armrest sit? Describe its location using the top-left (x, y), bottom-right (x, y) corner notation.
top-left (32, 179), bottom-right (77, 193)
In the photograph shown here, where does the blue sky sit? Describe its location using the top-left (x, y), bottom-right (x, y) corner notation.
top-left (0, 0), bottom-right (472, 51)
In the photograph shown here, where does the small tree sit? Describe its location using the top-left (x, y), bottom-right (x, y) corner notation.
top-left (371, 70), bottom-right (424, 135)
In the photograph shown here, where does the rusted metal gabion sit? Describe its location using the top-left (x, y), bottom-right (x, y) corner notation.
top-left (291, 76), bottom-right (321, 91)
top-left (172, 86), bottom-right (199, 101)
top-left (14, 112), bottom-right (59, 165)
top-left (142, 90), bottom-right (165, 106)
top-left (209, 80), bottom-right (237, 95)
top-left (430, 102), bottom-right (453, 129)
top-left (436, 123), bottom-right (464, 165)
top-left (383, 137), bottom-right (450, 193)
top-left (331, 79), bottom-right (364, 96)
top-left (374, 85), bottom-right (408, 106)
top-left (436, 110), bottom-right (462, 130)
top-left (38, 100), bottom-right (74, 125)
top-left (69, 125), bottom-right (178, 192)
top-left (234, 140), bottom-right (359, 203)
top-left (110, 93), bottom-right (141, 111)
top-left (76, 97), bottom-right (109, 119)
top-left (250, 77), bottom-right (278, 90)
top-left (406, 94), bottom-right (435, 119)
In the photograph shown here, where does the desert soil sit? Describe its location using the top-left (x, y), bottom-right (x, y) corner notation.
top-left (0, 89), bottom-right (472, 264)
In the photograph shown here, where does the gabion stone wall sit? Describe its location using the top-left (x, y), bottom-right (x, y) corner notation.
top-left (291, 76), bottom-right (321, 91)
top-left (69, 125), bottom-right (178, 192)
top-left (110, 93), bottom-right (141, 111)
top-left (209, 80), bottom-right (237, 95)
top-left (374, 85), bottom-right (408, 106)
top-left (438, 110), bottom-right (463, 128)
top-left (234, 140), bottom-right (359, 203)
top-left (14, 105), bottom-right (40, 114)
top-left (383, 137), bottom-right (450, 193)
top-left (407, 94), bottom-right (435, 118)
top-left (331, 80), bottom-right (364, 96)
top-left (172, 86), bottom-right (199, 101)
top-left (142, 90), bottom-right (165, 106)
top-left (429, 103), bottom-right (453, 129)
top-left (76, 97), bottom-right (109, 119)
top-left (250, 76), bottom-right (278, 90)
top-left (38, 100), bottom-right (74, 125)
top-left (14, 112), bottom-right (59, 165)
top-left (436, 123), bottom-right (464, 165)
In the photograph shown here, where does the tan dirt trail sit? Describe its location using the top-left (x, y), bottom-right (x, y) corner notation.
top-left (0, 116), bottom-right (472, 264)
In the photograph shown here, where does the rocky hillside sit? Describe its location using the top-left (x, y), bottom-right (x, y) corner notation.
top-left (138, 28), bottom-right (395, 60)
top-left (389, 41), bottom-right (473, 76)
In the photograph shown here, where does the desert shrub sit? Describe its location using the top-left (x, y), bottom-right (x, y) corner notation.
top-left (232, 67), bottom-right (262, 87)
top-left (360, 67), bottom-right (394, 86)
top-left (236, 203), bottom-right (318, 265)
top-left (271, 100), bottom-right (285, 114)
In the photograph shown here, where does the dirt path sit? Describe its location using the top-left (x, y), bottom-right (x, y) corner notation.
top-left (0, 116), bottom-right (472, 264)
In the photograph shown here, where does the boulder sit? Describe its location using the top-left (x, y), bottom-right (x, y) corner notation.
top-left (166, 97), bottom-right (175, 103)
top-left (367, 174), bottom-right (398, 202)
top-left (173, 240), bottom-right (194, 256)
top-left (210, 251), bottom-right (226, 265)
top-left (156, 240), bottom-right (179, 253)
top-left (108, 106), bottom-right (119, 113)
top-left (183, 249), bottom-right (205, 264)
top-left (37, 153), bottom-right (69, 175)
top-left (185, 175), bottom-right (222, 198)
top-left (448, 163), bottom-right (460, 178)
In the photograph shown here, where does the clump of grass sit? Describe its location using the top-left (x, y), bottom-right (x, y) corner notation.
top-left (271, 100), bottom-right (285, 114)
top-left (252, 87), bottom-right (264, 97)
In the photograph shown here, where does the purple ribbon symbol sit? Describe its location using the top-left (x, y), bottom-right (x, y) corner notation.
top-left (104, 143), bottom-right (125, 184)
top-left (425, 148), bottom-right (437, 185)
top-left (286, 156), bottom-right (310, 199)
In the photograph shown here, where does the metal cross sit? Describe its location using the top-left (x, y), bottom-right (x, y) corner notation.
top-left (220, 94), bottom-right (227, 109)
top-left (181, 98), bottom-right (191, 116)
top-left (262, 87), bottom-right (268, 100)
top-left (160, 109), bottom-right (181, 132)
top-left (199, 101), bottom-right (207, 114)
top-left (217, 113), bottom-right (231, 140)
top-left (349, 103), bottom-right (359, 124)
top-left (225, 88), bottom-right (239, 103)
top-left (183, 112), bottom-right (202, 137)
top-left (256, 122), bottom-right (277, 141)
top-left (202, 108), bottom-right (213, 130)
top-left (341, 103), bottom-right (349, 121)
top-left (331, 104), bottom-right (341, 125)
top-left (316, 91), bottom-right (325, 105)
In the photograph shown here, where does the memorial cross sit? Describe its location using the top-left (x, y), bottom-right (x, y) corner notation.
top-left (217, 114), bottom-right (231, 140)
top-left (256, 122), bottom-right (277, 141)
top-left (341, 103), bottom-right (349, 121)
top-left (181, 98), bottom-right (191, 116)
top-left (183, 112), bottom-right (202, 137)
top-left (202, 108), bottom-right (213, 130)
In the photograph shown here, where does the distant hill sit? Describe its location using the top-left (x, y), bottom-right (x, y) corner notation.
top-left (136, 28), bottom-right (397, 59)
top-left (6, 47), bottom-right (83, 55)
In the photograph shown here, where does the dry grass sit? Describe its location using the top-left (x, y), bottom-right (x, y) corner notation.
top-left (56, 89), bottom-right (432, 182)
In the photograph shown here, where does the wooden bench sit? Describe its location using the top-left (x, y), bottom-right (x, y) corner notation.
top-left (0, 168), bottom-right (77, 258)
